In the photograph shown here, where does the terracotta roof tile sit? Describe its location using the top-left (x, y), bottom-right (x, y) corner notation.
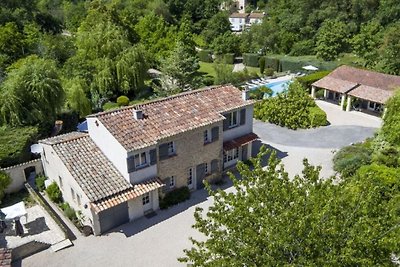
top-left (249, 13), bottom-right (264, 18)
top-left (223, 132), bottom-right (258, 151)
top-left (89, 85), bottom-right (253, 151)
top-left (43, 133), bottom-right (132, 202)
top-left (312, 65), bottom-right (400, 102)
top-left (91, 177), bottom-right (164, 213)
top-left (230, 13), bottom-right (249, 18)
top-left (348, 85), bottom-right (393, 104)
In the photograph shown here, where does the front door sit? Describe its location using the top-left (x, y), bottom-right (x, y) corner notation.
top-left (187, 167), bottom-right (195, 190)
top-left (242, 144), bottom-right (248, 161)
top-left (142, 192), bottom-right (152, 212)
top-left (196, 163), bottom-right (206, 189)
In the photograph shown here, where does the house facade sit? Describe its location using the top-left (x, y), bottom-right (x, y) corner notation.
top-left (229, 12), bottom-right (265, 31)
top-left (311, 65), bottom-right (400, 114)
top-left (40, 85), bottom-right (257, 235)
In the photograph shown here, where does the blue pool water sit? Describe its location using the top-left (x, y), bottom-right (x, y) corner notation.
top-left (250, 79), bottom-right (292, 96)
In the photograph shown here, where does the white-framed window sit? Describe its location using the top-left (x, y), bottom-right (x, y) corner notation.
top-left (58, 176), bottom-right (63, 189)
top-left (205, 163), bottom-right (208, 174)
top-left (188, 168), bottom-right (193, 186)
top-left (142, 193), bottom-right (150, 205)
top-left (223, 148), bottom-right (239, 163)
top-left (71, 188), bottom-right (76, 200)
top-left (228, 111), bottom-right (238, 128)
top-left (167, 141), bottom-right (175, 155)
top-left (169, 176), bottom-right (175, 188)
top-left (134, 152), bottom-right (147, 167)
top-left (204, 130), bottom-right (209, 144)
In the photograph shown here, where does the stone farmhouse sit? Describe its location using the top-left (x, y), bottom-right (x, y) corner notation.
top-left (39, 85), bottom-right (258, 235)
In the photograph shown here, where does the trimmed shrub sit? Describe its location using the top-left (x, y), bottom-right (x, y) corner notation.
top-left (308, 106), bottom-right (328, 127)
top-left (264, 67), bottom-right (274, 76)
top-left (250, 86), bottom-right (273, 100)
top-left (265, 57), bottom-right (280, 72)
top-left (259, 57), bottom-right (266, 74)
top-left (35, 174), bottom-right (47, 192)
top-left (198, 50), bottom-right (213, 62)
top-left (117, 96), bottom-right (129, 107)
top-left (103, 102), bottom-right (119, 111)
top-left (297, 71), bottom-right (331, 89)
top-left (160, 186), bottom-right (190, 209)
top-left (243, 53), bottom-right (260, 67)
top-left (223, 53), bottom-right (235, 64)
top-left (46, 182), bottom-right (62, 203)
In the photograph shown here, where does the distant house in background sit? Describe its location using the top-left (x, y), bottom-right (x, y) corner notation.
top-left (229, 13), bottom-right (249, 31)
top-left (222, 0), bottom-right (246, 13)
top-left (312, 65), bottom-right (400, 114)
top-left (247, 12), bottom-right (264, 26)
top-left (229, 12), bottom-right (265, 32)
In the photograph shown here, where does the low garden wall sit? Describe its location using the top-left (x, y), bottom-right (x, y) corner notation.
top-left (1, 159), bottom-right (43, 193)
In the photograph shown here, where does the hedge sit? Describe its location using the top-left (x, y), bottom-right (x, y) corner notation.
top-left (0, 126), bottom-right (38, 168)
top-left (297, 71), bottom-right (331, 89)
top-left (243, 53), bottom-right (260, 67)
top-left (198, 50), bottom-right (213, 63)
top-left (160, 186), bottom-right (190, 209)
top-left (308, 106), bottom-right (328, 127)
top-left (264, 57), bottom-right (280, 72)
top-left (223, 53), bottom-right (235, 64)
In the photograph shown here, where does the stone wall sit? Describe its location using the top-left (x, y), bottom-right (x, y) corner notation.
top-left (157, 122), bottom-right (223, 191)
top-left (1, 159), bottom-right (43, 193)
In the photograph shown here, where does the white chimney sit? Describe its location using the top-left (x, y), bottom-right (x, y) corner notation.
top-left (242, 89), bottom-right (250, 101)
top-left (133, 109), bottom-right (143, 120)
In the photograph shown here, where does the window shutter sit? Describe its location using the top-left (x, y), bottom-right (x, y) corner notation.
top-left (211, 126), bottom-right (219, 142)
top-left (211, 159), bottom-right (219, 173)
top-left (149, 149), bottom-right (157, 165)
top-left (127, 156), bottom-right (135, 173)
top-left (163, 177), bottom-right (170, 192)
top-left (240, 108), bottom-right (246, 125)
top-left (159, 143), bottom-right (169, 160)
top-left (196, 163), bottom-right (206, 189)
top-left (223, 113), bottom-right (230, 131)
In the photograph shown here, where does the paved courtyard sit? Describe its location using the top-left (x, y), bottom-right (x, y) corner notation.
top-left (21, 101), bottom-right (381, 267)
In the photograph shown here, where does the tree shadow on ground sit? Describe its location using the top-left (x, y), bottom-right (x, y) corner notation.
top-left (108, 140), bottom-right (288, 238)
top-left (252, 140), bottom-right (289, 167)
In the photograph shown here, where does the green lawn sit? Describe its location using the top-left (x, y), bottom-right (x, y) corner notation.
top-left (199, 62), bottom-right (261, 78)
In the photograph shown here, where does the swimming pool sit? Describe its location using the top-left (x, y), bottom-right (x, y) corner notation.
top-left (249, 79), bottom-right (292, 96)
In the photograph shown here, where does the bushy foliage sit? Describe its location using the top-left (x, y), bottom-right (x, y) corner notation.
top-left (333, 141), bottom-right (373, 178)
top-left (197, 50), bottom-right (213, 63)
top-left (181, 148), bottom-right (400, 266)
top-left (60, 202), bottom-right (78, 223)
top-left (264, 68), bottom-right (274, 76)
top-left (35, 174), bottom-right (47, 192)
top-left (103, 102), bottom-right (119, 111)
top-left (380, 90), bottom-right (400, 145)
top-left (160, 186), bottom-right (190, 209)
top-left (249, 86), bottom-right (273, 100)
top-left (243, 53), bottom-right (260, 67)
top-left (46, 181), bottom-right (62, 203)
top-left (0, 171), bottom-right (12, 203)
top-left (254, 81), bottom-right (326, 129)
top-left (296, 71), bottom-right (331, 89)
top-left (0, 126), bottom-right (38, 168)
top-left (116, 96), bottom-right (130, 107)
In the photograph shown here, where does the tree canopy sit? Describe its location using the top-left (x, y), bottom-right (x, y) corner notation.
top-left (180, 148), bottom-right (400, 266)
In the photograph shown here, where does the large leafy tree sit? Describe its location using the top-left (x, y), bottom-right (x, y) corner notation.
top-left (380, 89), bottom-right (400, 146)
top-left (315, 20), bottom-right (349, 61)
top-left (0, 55), bottom-right (64, 126)
top-left (180, 148), bottom-right (400, 266)
top-left (201, 12), bottom-right (231, 44)
top-left (375, 23), bottom-right (400, 75)
top-left (159, 41), bottom-right (200, 95)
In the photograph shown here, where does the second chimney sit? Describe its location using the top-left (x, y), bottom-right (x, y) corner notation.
top-left (133, 109), bottom-right (143, 120)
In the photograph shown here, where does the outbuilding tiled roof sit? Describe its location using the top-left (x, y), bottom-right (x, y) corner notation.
top-left (230, 13), bottom-right (249, 18)
top-left (91, 177), bottom-right (164, 213)
top-left (249, 13), bottom-right (264, 19)
top-left (312, 65), bottom-right (400, 103)
top-left (348, 85), bottom-right (394, 104)
top-left (88, 85), bottom-right (254, 151)
top-left (41, 133), bottom-right (132, 202)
